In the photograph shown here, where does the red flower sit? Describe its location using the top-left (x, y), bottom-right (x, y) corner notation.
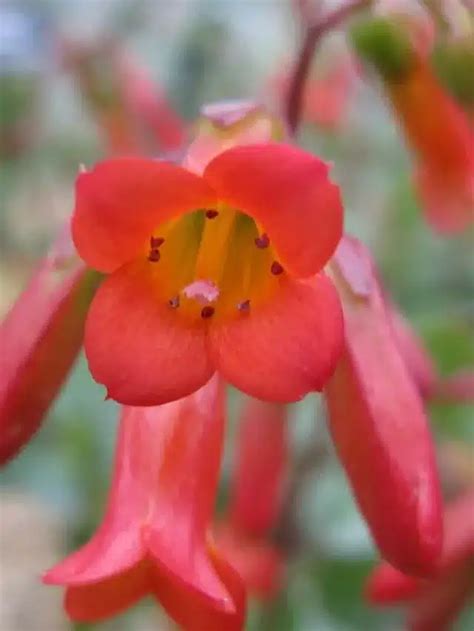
top-left (352, 14), bottom-right (473, 233)
top-left (43, 376), bottom-right (246, 630)
top-left (119, 52), bottom-right (186, 152)
top-left (366, 491), bottom-right (474, 631)
top-left (0, 229), bottom-right (99, 465)
top-left (229, 398), bottom-right (288, 536)
top-left (72, 143), bottom-right (343, 405)
top-left (213, 523), bottom-right (284, 601)
top-left (62, 40), bottom-right (185, 155)
top-left (324, 236), bottom-right (443, 575)
top-left (303, 53), bottom-right (357, 131)
top-left (388, 57), bottom-right (474, 234)
top-left (214, 397), bottom-right (287, 599)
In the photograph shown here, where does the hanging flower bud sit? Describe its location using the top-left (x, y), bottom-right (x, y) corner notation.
top-left (325, 236), bottom-right (443, 576)
top-left (0, 228), bottom-right (100, 465)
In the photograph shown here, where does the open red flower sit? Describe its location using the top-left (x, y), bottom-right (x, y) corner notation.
top-left (73, 143), bottom-right (343, 405)
top-left (43, 376), bottom-right (246, 630)
top-left (324, 236), bottom-right (443, 576)
top-left (366, 491), bottom-right (474, 631)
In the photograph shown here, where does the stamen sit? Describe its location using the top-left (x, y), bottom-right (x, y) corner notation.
top-left (205, 209), bottom-right (219, 219)
top-left (150, 236), bottom-right (165, 248)
top-left (168, 295), bottom-right (180, 309)
top-left (237, 299), bottom-right (250, 312)
top-left (148, 249), bottom-right (161, 262)
top-left (270, 261), bottom-right (284, 275)
top-left (255, 233), bottom-right (269, 249)
top-left (201, 306), bottom-right (215, 319)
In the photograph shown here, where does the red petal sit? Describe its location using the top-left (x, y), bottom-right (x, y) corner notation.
top-left (415, 166), bottom-right (474, 234)
top-left (64, 561), bottom-right (150, 622)
top-left (121, 55), bottom-right (186, 152)
top-left (366, 563), bottom-right (421, 604)
top-left (389, 306), bottom-right (437, 399)
top-left (367, 490), bottom-right (474, 606)
top-left (84, 260), bottom-right (213, 405)
top-left (440, 491), bottom-right (474, 571)
top-left (388, 59), bottom-right (474, 234)
top-left (0, 229), bottom-right (98, 465)
top-left (325, 237), bottom-right (443, 576)
top-left (151, 544), bottom-right (246, 631)
top-left (367, 562), bottom-right (474, 631)
top-left (214, 522), bottom-right (285, 600)
top-left (408, 564), bottom-right (474, 631)
top-left (203, 143), bottom-right (343, 277)
top-left (210, 273), bottom-right (343, 402)
top-left (230, 398), bottom-right (288, 535)
top-left (43, 409), bottom-right (149, 587)
top-left (145, 376), bottom-right (246, 629)
top-left (72, 158), bottom-right (216, 273)
top-left (145, 377), bottom-right (228, 595)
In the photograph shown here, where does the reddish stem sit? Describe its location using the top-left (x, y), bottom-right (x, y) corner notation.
top-left (285, 0), bottom-right (370, 136)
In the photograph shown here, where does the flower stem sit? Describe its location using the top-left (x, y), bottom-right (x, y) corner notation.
top-left (285, 0), bottom-right (371, 137)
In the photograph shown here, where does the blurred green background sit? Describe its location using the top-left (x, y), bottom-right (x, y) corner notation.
top-left (1, 1), bottom-right (473, 629)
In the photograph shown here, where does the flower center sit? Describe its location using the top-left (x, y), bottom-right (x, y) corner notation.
top-left (145, 206), bottom-right (284, 323)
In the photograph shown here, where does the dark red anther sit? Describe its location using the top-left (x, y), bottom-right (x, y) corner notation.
top-left (205, 209), bottom-right (219, 219)
top-left (255, 233), bottom-right (269, 249)
top-left (201, 305), bottom-right (215, 319)
top-left (148, 249), bottom-right (161, 262)
top-left (168, 295), bottom-right (180, 309)
top-left (150, 236), bottom-right (165, 248)
top-left (237, 299), bottom-right (250, 312)
top-left (270, 261), bottom-right (284, 275)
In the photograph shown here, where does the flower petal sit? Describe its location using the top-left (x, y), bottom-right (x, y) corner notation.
top-left (151, 544), bottom-right (246, 631)
top-left (415, 166), bottom-right (474, 234)
top-left (72, 158), bottom-right (216, 273)
top-left (146, 377), bottom-right (227, 593)
top-left (230, 398), bottom-right (288, 535)
top-left (64, 562), bottom-right (150, 622)
top-left (325, 236), bottom-right (443, 576)
top-left (0, 229), bottom-right (98, 465)
top-left (84, 260), bottom-right (213, 405)
top-left (389, 306), bottom-right (437, 399)
top-left (145, 376), bottom-right (246, 629)
top-left (45, 377), bottom-right (243, 627)
top-left (203, 144), bottom-right (343, 277)
top-left (408, 565), bottom-right (474, 631)
top-left (367, 490), bottom-right (474, 607)
top-left (366, 563), bottom-right (420, 604)
top-left (43, 407), bottom-right (149, 586)
top-left (214, 522), bottom-right (284, 600)
top-left (210, 273), bottom-right (343, 402)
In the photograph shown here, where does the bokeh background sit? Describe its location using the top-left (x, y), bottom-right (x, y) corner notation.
top-left (0, 0), bottom-right (473, 629)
